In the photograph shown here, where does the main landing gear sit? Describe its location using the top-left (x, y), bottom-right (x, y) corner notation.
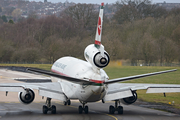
top-left (109, 100), bottom-right (123, 114)
top-left (63, 99), bottom-right (71, 106)
top-left (42, 98), bottom-right (56, 114)
top-left (78, 101), bottom-right (88, 114)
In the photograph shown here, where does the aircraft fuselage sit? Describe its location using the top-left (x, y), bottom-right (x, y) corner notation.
top-left (51, 56), bottom-right (109, 102)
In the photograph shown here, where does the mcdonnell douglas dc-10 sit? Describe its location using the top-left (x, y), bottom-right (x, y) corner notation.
top-left (0, 3), bottom-right (180, 114)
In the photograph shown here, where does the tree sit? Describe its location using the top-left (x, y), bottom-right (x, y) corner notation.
top-left (113, 0), bottom-right (162, 24)
top-left (8, 19), bottom-right (14, 24)
top-left (1, 15), bottom-right (8, 22)
top-left (62, 4), bottom-right (98, 29)
top-left (140, 33), bottom-right (158, 66)
top-left (126, 30), bottom-right (143, 66)
top-left (12, 8), bottom-right (22, 21)
top-left (0, 7), bottom-right (2, 13)
top-left (28, 11), bottom-right (38, 19)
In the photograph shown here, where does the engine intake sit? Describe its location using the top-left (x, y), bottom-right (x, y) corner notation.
top-left (18, 89), bottom-right (35, 104)
top-left (94, 52), bottom-right (109, 68)
top-left (121, 91), bottom-right (137, 105)
top-left (84, 44), bottom-right (110, 69)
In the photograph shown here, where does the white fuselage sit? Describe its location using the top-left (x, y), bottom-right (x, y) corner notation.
top-left (51, 57), bottom-right (109, 102)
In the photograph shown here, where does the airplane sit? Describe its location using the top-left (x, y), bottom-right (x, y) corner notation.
top-left (0, 3), bottom-right (180, 115)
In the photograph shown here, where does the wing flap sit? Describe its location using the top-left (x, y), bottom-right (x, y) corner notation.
top-left (108, 83), bottom-right (180, 94)
top-left (39, 87), bottom-right (66, 101)
top-left (103, 88), bottom-right (133, 101)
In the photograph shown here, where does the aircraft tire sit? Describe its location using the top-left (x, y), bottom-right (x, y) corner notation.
top-left (51, 105), bottom-right (56, 114)
top-left (84, 106), bottom-right (88, 114)
top-left (109, 105), bottom-right (115, 114)
top-left (118, 106), bottom-right (123, 114)
top-left (67, 100), bottom-right (71, 105)
top-left (79, 106), bottom-right (83, 114)
top-left (63, 101), bottom-right (67, 106)
top-left (43, 105), bottom-right (48, 114)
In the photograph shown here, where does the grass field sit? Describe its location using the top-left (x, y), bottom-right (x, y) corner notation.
top-left (104, 64), bottom-right (180, 109)
top-left (0, 63), bottom-right (180, 109)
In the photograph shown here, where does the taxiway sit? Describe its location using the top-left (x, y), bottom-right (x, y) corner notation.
top-left (0, 68), bottom-right (179, 120)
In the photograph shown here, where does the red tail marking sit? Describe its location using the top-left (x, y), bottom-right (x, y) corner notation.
top-left (95, 40), bottom-right (101, 45)
top-left (98, 17), bottom-right (101, 35)
top-left (101, 3), bottom-right (104, 6)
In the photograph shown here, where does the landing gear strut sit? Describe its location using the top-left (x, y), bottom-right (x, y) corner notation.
top-left (109, 100), bottom-right (123, 114)
top-left (63, 99), bottom-right (71, 105)
top-left (42, 98), bottom-right (56, 114)
top-left (78, 102), bottom-right (88, 114)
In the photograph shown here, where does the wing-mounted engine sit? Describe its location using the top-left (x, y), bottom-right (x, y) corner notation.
top-left (18, 89), bottom-right (35, 104)
top-left (120, 91), bottom-right (137, 105)
top-left (84, 44), bottom-right (110, 69)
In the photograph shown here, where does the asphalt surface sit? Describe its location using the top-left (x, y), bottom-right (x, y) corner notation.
top-left (0, 69), bottom-right (180, 120)
top-left (0, 101), bottom-right (180, 120)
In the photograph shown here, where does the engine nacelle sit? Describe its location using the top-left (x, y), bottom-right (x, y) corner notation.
top-left (84, 44), bottom-right (110, 69)
top-left (121, 91), bottom-right (137, 105)
top-left (18, 89), bottom-right (35, 104)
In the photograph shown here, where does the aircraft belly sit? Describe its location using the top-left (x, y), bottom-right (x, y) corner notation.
top-left (78, 85), bottom-right (106, 102)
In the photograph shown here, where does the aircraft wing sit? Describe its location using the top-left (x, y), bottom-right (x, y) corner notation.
top-left (0, 82), bottom-right (67, 101)
top-left (27, 68), bottom-right (94, 85)
top-left (14, 78), bottom-right (52, 83)
top-left (108, 83), bottom-right (180, 93)
top-left (103, 83), bottom-right (180, 101)
top-left (105, 69), bottom-right (177, 84)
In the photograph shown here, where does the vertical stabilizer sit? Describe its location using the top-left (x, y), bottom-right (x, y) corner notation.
top-left (95, 3), bottom-right (104, 49)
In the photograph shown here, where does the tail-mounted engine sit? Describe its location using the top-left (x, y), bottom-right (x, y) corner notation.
top-left (18, 89), bottom-right (35, 104)
top-left (120, 91), bottom-right (137, 105)
top-left (84, 44), bottom-right (110, 69)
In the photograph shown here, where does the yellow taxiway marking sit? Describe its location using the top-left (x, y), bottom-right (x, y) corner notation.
top-left (106, 114), bottom-right (118, 120)
top-left (57, 102), bottom-right (118, 120)
top-left (0, 76), bottom-right (11, 79)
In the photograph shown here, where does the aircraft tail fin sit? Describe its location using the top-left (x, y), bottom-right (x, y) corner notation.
top-left (94, 3), bottom-right (104, 49)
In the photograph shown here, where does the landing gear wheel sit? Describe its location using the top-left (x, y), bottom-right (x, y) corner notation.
top-left (109, 105), bottom-right (115, 114)
top-left (43, 105), bottom-right (48, 114)
top-left (67, 100), bottom-right (71, 105)
top-left (84, 106), bottom-right (88, 114)
top-left (63, 101), bottom-right (67, 105)
top-left (118, 106), bottom-right (123, 114)
top-left (109, 100), bottom-right (124, 114)
top-left (42, 98), bottom-right (57, 114)
top-left (79, 106), bottom-right (83, 114)
top-left (51, 105), bottom-right (56, 114)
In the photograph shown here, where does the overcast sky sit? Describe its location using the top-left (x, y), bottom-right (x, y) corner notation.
top-left (29, 0), bottom-right (180, 4)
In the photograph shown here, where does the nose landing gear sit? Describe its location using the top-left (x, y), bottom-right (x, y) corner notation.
top-left (109, 100), bottom-right (123, 114)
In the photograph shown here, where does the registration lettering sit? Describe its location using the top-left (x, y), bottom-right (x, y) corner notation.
top-left (54, 62), bottom-right (67, 70)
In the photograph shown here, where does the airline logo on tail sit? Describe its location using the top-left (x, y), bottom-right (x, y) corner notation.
top-left (95, 3), bottom-right (104, 48)
top-left (98, 17), bottom-right (102, 36)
